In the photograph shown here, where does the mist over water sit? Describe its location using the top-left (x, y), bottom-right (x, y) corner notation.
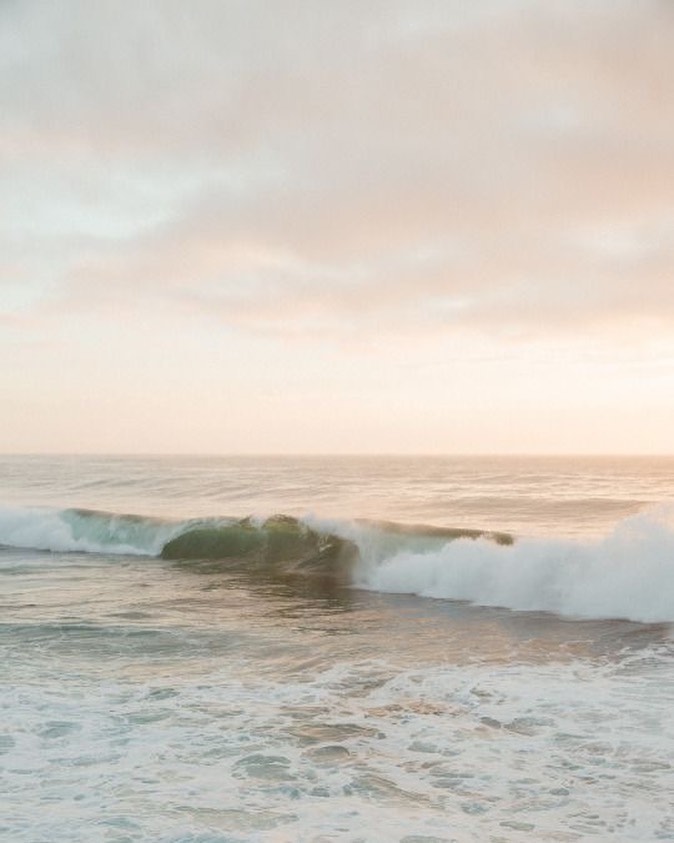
top-left (2, 455), bottom-right (674, 841)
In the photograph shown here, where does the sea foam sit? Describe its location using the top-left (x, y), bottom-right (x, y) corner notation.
top-left (353, 505), bottom-right (674, 623)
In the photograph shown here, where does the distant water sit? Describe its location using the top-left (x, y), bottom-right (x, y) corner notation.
top-left (2, 455), bottom-right (674, 841)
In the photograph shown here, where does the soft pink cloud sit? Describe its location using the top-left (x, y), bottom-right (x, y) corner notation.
top-left (2, 0), bottom-right (674, 341)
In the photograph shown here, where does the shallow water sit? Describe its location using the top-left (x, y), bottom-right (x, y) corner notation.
top-left (1, 455), bottom-right (674, 841)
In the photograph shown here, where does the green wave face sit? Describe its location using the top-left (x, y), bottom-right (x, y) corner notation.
top-left (160, 515), bottom-right (357, 578)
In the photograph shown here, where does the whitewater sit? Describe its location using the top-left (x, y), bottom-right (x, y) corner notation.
top-left (2, 454), bottom-right (674, 841)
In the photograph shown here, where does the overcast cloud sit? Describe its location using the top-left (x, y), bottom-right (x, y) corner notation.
top-left (2, 0), bottom-right (673, 345)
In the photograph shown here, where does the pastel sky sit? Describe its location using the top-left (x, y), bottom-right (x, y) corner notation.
top-left (2, 0), bottom-right (674, 454)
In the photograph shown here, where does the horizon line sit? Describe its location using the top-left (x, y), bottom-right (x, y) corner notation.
top-left (2, 452), bottom-right (673, 459)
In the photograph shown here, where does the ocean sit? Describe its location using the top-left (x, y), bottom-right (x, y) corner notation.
top-left (1, 454), bottom-right (673, 842)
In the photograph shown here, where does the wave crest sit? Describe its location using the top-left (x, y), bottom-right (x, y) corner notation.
top-left (2, 504), bottom-right (673, 622)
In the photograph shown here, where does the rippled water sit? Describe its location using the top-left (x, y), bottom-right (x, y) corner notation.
top-left (3, 454), bottom-right (673, 535)
top-left (2, 455), bottom-right (674, 841)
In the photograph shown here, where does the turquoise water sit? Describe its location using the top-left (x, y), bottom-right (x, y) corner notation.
top-left (2, 455), bottom-right (674, 841)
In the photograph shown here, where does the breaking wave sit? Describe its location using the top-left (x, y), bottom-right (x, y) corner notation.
top-left (0, 506), bottom-right (179, 557)
top-left (1, 504), bottom-right (673, 622)
top-left (356, 506), bottom-right (674, 624)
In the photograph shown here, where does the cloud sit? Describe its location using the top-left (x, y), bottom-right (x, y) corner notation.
top-left (2, 0), bottom-right (674, 343)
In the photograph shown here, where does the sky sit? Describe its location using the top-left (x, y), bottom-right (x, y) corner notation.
top-left (2, 0), bottom-right (674, 454)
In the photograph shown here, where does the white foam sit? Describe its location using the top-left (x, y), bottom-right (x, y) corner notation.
top-left (354, 505), bottom-right (674, 623)
top-left (0, 506), bottom-right (174, 556)
top-left (4, 651), bottom-right (673, 842)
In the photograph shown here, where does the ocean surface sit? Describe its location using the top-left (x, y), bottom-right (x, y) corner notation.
top-left (1, 454), bottom-right (674, 842)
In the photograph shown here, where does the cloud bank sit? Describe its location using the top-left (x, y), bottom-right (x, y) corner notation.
top-left (2, 0), bottom-right (674, 343)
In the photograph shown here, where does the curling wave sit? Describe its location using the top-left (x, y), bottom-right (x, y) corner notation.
top-left (0, 506), bottom-right (509, 559)
top-left (1, 504), bottom-right (673, 622)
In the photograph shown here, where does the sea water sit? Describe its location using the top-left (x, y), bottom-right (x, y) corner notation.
top-left (1, 455), bottom-right (673, 842)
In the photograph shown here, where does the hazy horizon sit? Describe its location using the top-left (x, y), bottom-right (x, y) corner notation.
top-left (3, 451), bottom-right (674, 458)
